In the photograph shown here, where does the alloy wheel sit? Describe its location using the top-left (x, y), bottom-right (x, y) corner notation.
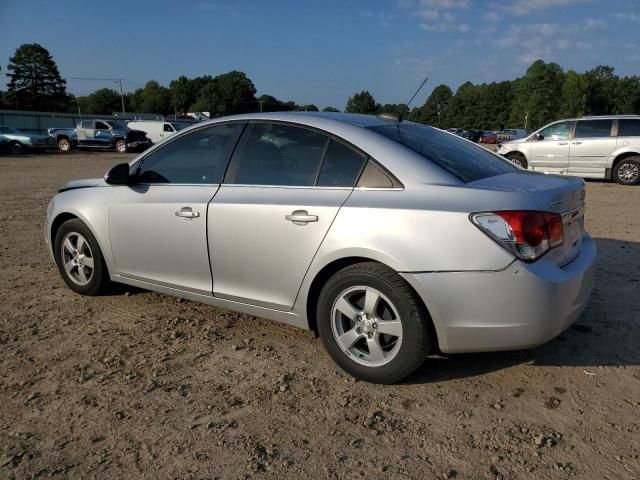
top-left (618, 162), bottom-right (639, 183)
top-left (331, 286), bottom-right (403, 367)
top-left (60, 232), bottom-right (95, 286)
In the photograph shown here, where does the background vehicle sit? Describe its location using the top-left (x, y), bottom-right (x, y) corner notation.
top-left (48, 119), bottom-right (151, 153)
top-left (497, 128), bottom-right (528, 143)
top-left (462, 129), bottom-right (483, 143)
top-left (446, 128), bottom-right (465, 136)
top-left (46, 112), bottom-right (595, 384)
top-left (496, 115), bottom-right (640, 185)
top-left (0, 125), bottom-right (54, 154)
top-left (480, 131), bottom-right (497, 144)
top-left (127, 120), bottom-right (181, 144)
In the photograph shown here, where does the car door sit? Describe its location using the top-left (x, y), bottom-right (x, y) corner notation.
top-left (94, 121), bottom-right (113, 147)
top-left (77, 120), bottom-right (94, 144)
top-left (568, 119), bottom-right (615, 178)
top-left (108, 122), bottom-right (244, 294)
top-left (529, 120), bottom-right (574, 174)
top-left (208, 122), bottom-right (367, 311)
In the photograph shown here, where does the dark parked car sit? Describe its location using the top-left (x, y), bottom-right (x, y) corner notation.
top-left (462, 129), bottom-right (483, 143)
top-left (0, 125), bottom-right (54, 154)
top-left (49, 119), bottom-right (151, 153)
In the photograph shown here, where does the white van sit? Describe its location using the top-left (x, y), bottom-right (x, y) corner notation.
top-left (127, 121), bottom-right (179, 144)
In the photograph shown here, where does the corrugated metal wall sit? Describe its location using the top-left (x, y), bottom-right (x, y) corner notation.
top-left (0, 110), bottom-right (165, 134)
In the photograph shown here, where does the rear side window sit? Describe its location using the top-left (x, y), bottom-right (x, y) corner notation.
top-left (575, 120), bottom-right (612, 138)
top-left (235, 123), bottom-right (328, 186)
top-left (80, 120), bottom-right (93, 129)
top-left (618, 119), bottom-right (640, 137)
top-left (95, 121), bottom-right (109, 130)
top-left (369, 123), bottom-right (516, 183)
top-left (317, 141), bottom-right (367, 187)
top-left (136, 123), bottom-right (243, 184)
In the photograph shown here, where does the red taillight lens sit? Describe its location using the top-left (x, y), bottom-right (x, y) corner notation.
top-left (471, 210), bottom-right (564, 262)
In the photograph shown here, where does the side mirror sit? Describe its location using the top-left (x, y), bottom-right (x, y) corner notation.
top-left (533, 133), bottom-right (544, 141)
top-left (105, 162), bottom-right (131, 185)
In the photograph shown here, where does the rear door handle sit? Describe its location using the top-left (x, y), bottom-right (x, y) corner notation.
top-left (285, 210), bottom-right (318, 225)
top-left (558, 142), bottom-right (569, 145)
top-left (175, 207), bottom-right (200, 219)
top-left (572, 141), bottom-right (582, 145)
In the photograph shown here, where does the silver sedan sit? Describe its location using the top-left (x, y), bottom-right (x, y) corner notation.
top-left (46, 112), bottom-right (596, 384)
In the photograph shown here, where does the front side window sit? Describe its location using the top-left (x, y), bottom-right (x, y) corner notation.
top-left (235, 123), bottom-right (328, 186)
top-left (575, 120), bottom-right (612, 138)
top-left (618, 119), bottom-right (640, 137)
top-left (164, 123), bottom-right (175, 132)
top-left (317, 140), bottom-right (367, 187)
top-left (369, 122), bottom-right (516, 183)
top-left (537, 121), bottom-right (573, 141)
top-left (136, 123), bottom-right (243, 184)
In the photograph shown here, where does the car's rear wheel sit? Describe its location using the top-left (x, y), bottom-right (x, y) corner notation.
top-left (317, 262), bottom-right (432, 384)
top-left (115, 139), bottom-right (127, 153)
top-left (9, 141), bottom-right (23, 154)
top-left (57, 137), bottom-right (72, 152)
top-left (506, 152), bottom-right (528, 169)
top-left (54, 218), bottom-right (111, 295)
top-left (613, 157), bottom-right (640, 185)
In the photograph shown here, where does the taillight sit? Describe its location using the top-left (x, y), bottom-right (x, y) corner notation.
top-left (471, 210), bottom-right (564, 262)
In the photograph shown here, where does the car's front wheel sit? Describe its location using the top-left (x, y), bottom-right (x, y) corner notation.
top-left (613, 157), bottom-right (640, 185)
top-left (9, 141), bottom-right (23, 154)
top-left (317, 262), bottom-right (433, 384)
top-left (54, 218), bottom-right (111, 295)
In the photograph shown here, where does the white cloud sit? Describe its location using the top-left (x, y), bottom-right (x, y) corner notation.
top-left (414, 9), bottom-right (440, 19)
top-left (420, 22), bottom-right (469, 32)
top-left (500, 0), bottom-right (586, 16)
top-left (612, 12), bottom-right (639, 22)
top-left (575, 41), bottom-right (592, 51)
top-left (483, 12), bottom-right (501, 22)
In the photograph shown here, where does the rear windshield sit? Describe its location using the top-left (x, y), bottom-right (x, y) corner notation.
top-left (369, 122), bottom-right (517, 183)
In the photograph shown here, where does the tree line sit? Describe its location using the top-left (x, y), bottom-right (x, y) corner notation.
top-left (1, 43), bottom-right (639, 131)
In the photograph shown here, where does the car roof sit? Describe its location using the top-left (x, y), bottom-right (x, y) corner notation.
top-left (209, 111), bottom-right (399, 128)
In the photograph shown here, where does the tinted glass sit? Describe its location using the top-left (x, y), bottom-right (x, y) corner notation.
top-left (369, 123), bottom-right (516, 183)
top-left (575, 120), bottom-right (612, 138)
top-left (236, 123), bottom-right (328, 186)
top-left (618, 119), bottom-right (640, 137)
top-left (137, 123), bottom-right (242, 184)
top-left (317, 140), bottom-right (367, 187)
top-left (164, 123), bottom-right (174, 132)
top-left (537, 121), bottom-right (573, 140)
top-left (95, 121), bottom-right (109, 130)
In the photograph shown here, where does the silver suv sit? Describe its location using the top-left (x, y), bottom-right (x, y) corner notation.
top-left (496, 115), bottom-right (640, 185)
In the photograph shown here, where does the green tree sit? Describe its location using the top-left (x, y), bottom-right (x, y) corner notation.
top-left (559, 70), bottom-right (589, 118)
top-left (192, 71), bottom-right (256, 117)
top-left (6, 43), bottom-right (71, 111)
top-left (169, 75), bottom-right (195, 114)
top-left (410, 84), bottom-right (452, 126)
top-left (345, 90), bottom-right (378, 114)
top-left (379, 103), bottom-right (407, 117)
top-left (132, 80), bottom-right (171, 114)
top-left (585, 65), bottom-right (618, 114)
top-left (322, 106), bottom-right (340, 112)
top-left (83, 88), bottom-right (122, 114)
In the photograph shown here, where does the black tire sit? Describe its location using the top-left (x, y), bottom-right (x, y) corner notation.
top-left (316, 262), bottom-right (433, 384)
top-left (53, 218), bottom-right (111, 295)
top-left (612, 156), bottom-right (640, 185)
top-left (9, 141), bottom-right (23, 155)
top-left (506, 152), bottom-right (528, 169)
top-left (115, 139), bottom-right (127, 153)
top-left (57, 137), bottom-right (72, 153)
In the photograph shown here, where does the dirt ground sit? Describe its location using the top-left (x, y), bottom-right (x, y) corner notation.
top-left (0, 150), bottom-right (639, 480)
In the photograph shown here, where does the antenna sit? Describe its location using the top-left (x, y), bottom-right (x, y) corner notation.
top-left (399, 76), bottom-right (429, 121)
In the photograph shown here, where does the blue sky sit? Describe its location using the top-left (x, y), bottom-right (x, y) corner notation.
top-left (0, 0), bottom-right (638, 109)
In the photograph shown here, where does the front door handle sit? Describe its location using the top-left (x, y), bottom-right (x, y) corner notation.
top-left (175, 207), bottom-right (200, 219)
top-left (572, 141), bottom-right (582, 145)
top-left (285, 210), bottom-right (318, 225)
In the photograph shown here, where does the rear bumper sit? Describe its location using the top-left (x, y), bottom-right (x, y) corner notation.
top-left (402, 234), bottom-right (597, 353)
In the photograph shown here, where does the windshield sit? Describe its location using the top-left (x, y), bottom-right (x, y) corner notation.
top-left (368, 122), bottom-right (517, 183)
top-left (172, 122), bottom-right (192, 131)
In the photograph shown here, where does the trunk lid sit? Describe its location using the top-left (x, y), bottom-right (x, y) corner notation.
top-left (468, 172), bottom-right (586, 266)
